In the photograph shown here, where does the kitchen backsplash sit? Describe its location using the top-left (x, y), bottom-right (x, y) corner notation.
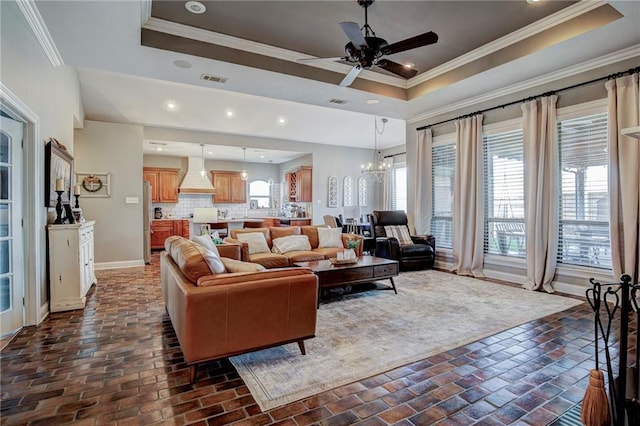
top-left (153, 193), bottom-right (312, 219)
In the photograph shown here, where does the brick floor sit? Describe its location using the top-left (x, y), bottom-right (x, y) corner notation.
top-left (0, 253), bottom-right (632, 425)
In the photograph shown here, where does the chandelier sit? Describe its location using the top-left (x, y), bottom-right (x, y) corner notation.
top-left (361, 117), bottom-right (390, 182)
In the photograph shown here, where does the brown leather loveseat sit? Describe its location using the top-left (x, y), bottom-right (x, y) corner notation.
top-left (227, 225), bottom-right (365, 269)
top-left (161, 236), bottom-right (319, 383)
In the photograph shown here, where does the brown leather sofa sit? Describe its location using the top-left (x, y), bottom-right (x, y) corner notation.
top-left (227, 225), bottom-right (365, 269)
top-left (160, 236), bottom-right (319, 383)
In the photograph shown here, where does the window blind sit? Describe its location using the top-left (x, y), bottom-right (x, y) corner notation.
top-left (391, 164), bottom-right (407, 212)
top-left (483, 129), bottom-right (525, 257)
top-left (431, 144), bottom-right (455, 249)
top-left (557, 112), bottom-right (610, 269)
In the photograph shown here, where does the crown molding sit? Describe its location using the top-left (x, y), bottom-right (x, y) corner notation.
top-left (142, 17), bottom-right (407, 88)
top-left (407, 45), bottom-right (640, 124)
top-left (408, 1), bottom-right (607, 88)
top-left (16, 0), bottom-right (64, 68)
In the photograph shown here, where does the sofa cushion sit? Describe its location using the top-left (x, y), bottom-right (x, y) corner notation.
top-left (300, 226), bottom-right (325, 248)
top-left (191, 234), bottom-right (220, 257)
top-left (230, 227), bottom-right (272, 246)
top-left (312, 247), bottom-right (344, 259)
top-left (250, 252), bottom-right (290, 269)
top-left (286, 251), bottom-right (325, 263)
top-left (270, 226), bottom-right (300, 240)
top-left (221, 257), bottom-right (266, 273)
top-left (237, 232), bottom-right (271, 254)
top-left (317, 227), bottom-right (344, 248)
top-left (384, 225), bottom-right (414, 246)
top-left (170, 238), bottom-right (224, 283)
top-left (272, 235), bottom-right (312, 254)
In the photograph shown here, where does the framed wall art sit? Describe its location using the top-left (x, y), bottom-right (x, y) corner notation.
top-left (75, 172), bottom-right (111, 198)
top-left (327, 176), bottom-right (338, 208)
top-left (45, 140), bottom-right (74, 207)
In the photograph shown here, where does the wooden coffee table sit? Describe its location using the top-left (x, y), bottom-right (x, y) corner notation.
top-left (293, 256), bottom-right (399, 305)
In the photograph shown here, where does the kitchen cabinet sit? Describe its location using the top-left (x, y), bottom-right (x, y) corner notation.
top-left (143, 167), bottom-right (179, 203)
top-left (47, 221), bottom-right (96, 312)
top-left (150, 219), bottom-right (190, 249)
top-left (211, 171), bottom-right (246, 204)
top-left (286, 166), bottom-right (312, 202)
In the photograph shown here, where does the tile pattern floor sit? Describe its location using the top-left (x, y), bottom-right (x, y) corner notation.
top-left (0, 254), bottom-right (634, 425)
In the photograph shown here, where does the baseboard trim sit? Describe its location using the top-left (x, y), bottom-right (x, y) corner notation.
top-left (39, 303), bottom-right (49, 324)
top-left (95, 260), bottom-right (146, 270)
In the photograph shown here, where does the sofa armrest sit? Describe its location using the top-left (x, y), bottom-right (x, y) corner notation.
top-left (224, 238), bottom-right (250, 262)
top-left (375, 237), bottom-right (401, 259)
top-left (411, 235), bottom-right (436, 252)
top-left (341, 234), bottom-right (364, 257)
top-left (217, 242), bottom-right (242, 260)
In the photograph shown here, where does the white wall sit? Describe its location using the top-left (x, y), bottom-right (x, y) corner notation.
top-left (1, 0), bottom-right (84, 322)
top-left (74, 121), bottom-right (144, 267)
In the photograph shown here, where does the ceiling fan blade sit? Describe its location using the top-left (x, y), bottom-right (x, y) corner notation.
top-left (377, 59), bottom-right (418, 79)
top-left (339, 64), bottom-right (362, 87)
top-left (381, 31), bottom-right (438, 55)
top-left (297, 56), bottom-right (346, 64)
top-left (340, 21), bottom-right (368, 48)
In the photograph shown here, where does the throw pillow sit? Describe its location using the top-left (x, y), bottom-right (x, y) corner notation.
top-left (237, 232), bottom-right (271, 255)
top-left (384, 225), bottom-right (414, 246)
top-left (271, 235), bottom-right (312, 254)
top-left (191, 234), bottom-right (221, 257)
top-left (317, 227), bottom-right (344, 248)
top-left (221, 258), bottom-right (266, 273)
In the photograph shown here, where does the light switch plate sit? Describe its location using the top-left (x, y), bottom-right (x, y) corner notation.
top-left (125, 197), bottom-right (139, 204)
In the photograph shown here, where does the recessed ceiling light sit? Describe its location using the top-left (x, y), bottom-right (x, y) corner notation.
top-left (259, 155), bottom-right (265, 159)
top-left (173, 59), bottom-right (192, 69)
top-left (526, 0), bottom-right (541, 4)
top-left (164, 101), bottom-right (178, 111)
top-left (207, 151), bottom-right (213, 155)
top-left (225, 110), bottom-right (235, 118)
top-left (366, 99), bottom-right (379, 105)
top-left (155, 147), bottom-right (163, 151)
top-left (185, 1), bottom-right (206, 14)
top-left (403, 63), bottom-right (415, 69)
top-left (277, 116), bottom-right (287, 125)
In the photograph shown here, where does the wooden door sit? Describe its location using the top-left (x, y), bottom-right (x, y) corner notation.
top-left (143, 170), bottom-right (159, 202)
top-left (150, 221), bottom-right (173, 249)
top-left (296, 167), bottom-right (312, 202)
top-left (212, 172), bottom-right (231, 203)
top-left (158, 170), bottom-right (178, 202)
top-left (230, 174), bottom-right (247, 203)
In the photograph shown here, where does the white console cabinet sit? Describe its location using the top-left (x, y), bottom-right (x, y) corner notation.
top-left (48, 221), bottom-right (97, 312)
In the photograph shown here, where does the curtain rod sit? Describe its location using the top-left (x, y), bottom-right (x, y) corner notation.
top-left (416, 66), bottom-right (640, 131)
top-left (383, 152), bottom-right (406, 159)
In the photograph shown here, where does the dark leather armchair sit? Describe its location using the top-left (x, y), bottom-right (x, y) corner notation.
top-left (371, 210), bottom-right (435, 269)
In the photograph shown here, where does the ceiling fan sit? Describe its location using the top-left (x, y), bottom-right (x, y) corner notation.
top-left (297, 0), bottom-right (438, 87)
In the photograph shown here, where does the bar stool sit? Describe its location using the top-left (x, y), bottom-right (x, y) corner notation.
top-left (242, 220), bottom-right (264, 228)
top-left (208, 222), bottom-right (228, 238)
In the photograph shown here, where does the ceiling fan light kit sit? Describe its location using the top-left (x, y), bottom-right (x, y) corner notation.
top-left (298, 0), bottom-right (438, 87)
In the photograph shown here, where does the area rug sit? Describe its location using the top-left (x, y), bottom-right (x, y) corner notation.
top-left (230, 269), bottom-right (582, 411)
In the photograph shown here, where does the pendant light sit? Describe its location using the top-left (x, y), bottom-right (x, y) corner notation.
top-left (199, 144), bottom-right (206, 177)
top-left (240, 147), bottom-right (248, 181)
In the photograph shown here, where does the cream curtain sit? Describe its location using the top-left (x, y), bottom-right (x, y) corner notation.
top-left (452, 115), bottom-right (484, 277)
top-left (607, 73), bottom-right (640, 282)
top-left (522, 96), bottom-right (559, 292)
top-left (414, 129), bottom-right (432, 235)
top-left (382, 156), bottom-right (393, 210)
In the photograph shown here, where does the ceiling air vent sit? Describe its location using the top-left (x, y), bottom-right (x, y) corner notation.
top-left (201, 74), bottom-right (228, 84)
top-left (328, 98), bottom-right (349, 105)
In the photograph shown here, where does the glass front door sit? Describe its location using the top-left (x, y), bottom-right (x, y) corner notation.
top-left (0, 115), bottom-right (24, 336)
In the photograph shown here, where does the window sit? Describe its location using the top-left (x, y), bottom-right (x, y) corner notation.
top-left (391, 163), bottom-right (407, 211)
top-left (557, 109), bottom-right (610, 269)
top-left (483, 126), bottom-right (525, 257)
top-left (431, 142), bottom-right (455, 249)
top-left (249, 180), bottom-right (270, 208)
